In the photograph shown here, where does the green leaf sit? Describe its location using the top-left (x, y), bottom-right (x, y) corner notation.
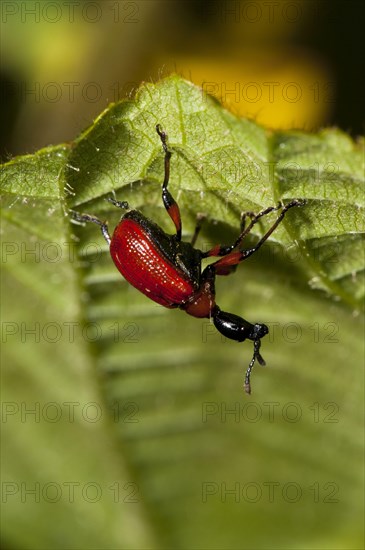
top-left (1, 145), bottom-right (156, 549)
top-left (1, 75), bottom-right (364, 550)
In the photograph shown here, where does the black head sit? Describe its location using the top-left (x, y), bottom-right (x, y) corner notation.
top-left (212, 307), bottom-right (269, 343)
top-left (212, 307), bottom-right (269, 394)
top-left (250, 323), bottom-right (269, 341)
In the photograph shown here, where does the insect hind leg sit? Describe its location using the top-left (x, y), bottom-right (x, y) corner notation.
top-left (156, 124), bottom-right (182, 241)
top-left (70, 211), bottom-right (111, 245)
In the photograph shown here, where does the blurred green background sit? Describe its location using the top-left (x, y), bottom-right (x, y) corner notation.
top-left (1, 1), bottom-right (364, 549)
top-left (1, 0), bottom-right (364, 161)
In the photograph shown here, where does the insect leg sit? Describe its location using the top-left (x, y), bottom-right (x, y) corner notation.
top-left (203, 199), bottom-right (304, 260)
top-left (156, 124), bottom-right (182, 241)
top-left (70, 211), bottom-right (111, 245)
top-left (190, 213), bottom-right (206, 247)
top-left (208, 199), bottom-right (304, 273)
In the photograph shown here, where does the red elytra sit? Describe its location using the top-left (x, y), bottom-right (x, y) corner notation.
top-left (110, 213), bottom-right (196, 308)
top-left (72, 125), bottom-right (304, 393)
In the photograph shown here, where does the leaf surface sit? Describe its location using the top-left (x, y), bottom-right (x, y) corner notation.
top-left (1, 76), bottom-right (364, 550)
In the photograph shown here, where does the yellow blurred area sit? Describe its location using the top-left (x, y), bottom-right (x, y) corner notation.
top-left (0, 0), bottom-right (346, 154)
top-left (156, 0), bottom-right (334, 130)
top-left (161, 53), bottom-right (333, 130)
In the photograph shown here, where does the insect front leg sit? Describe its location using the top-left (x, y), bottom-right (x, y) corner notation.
top-left (203, 199), bottom-right (304, 261)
